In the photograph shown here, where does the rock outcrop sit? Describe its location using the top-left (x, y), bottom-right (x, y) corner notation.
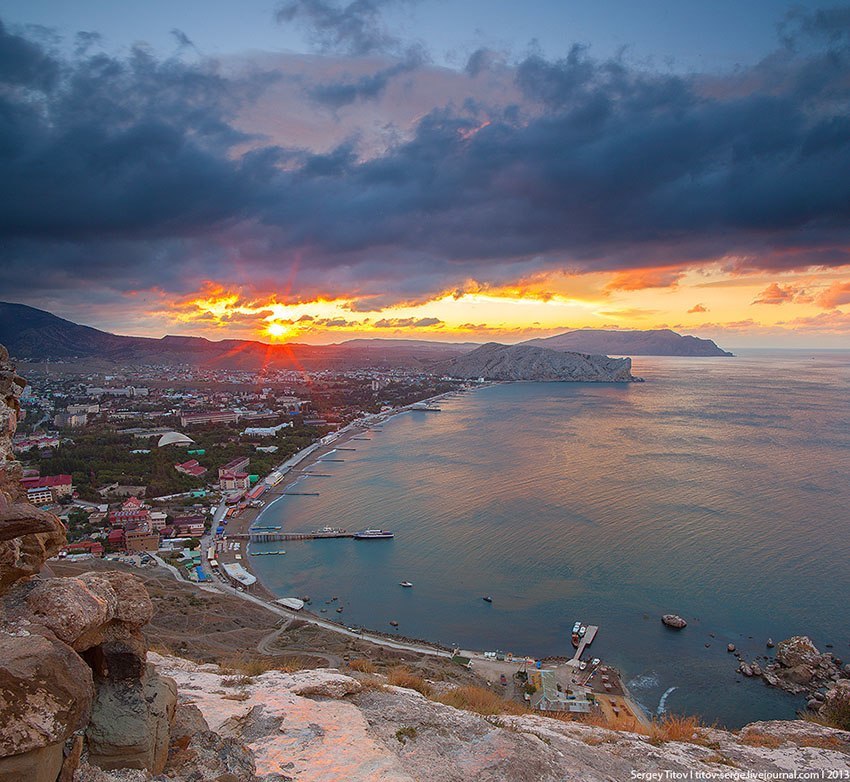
top-left (0, 344), bottom-right (181, 781)
top-left (436, 342), bottom-right (639, 382)
top-left (661, 614), bottom-right (687, 629)
top-left (148, 653), bottom-right (850, 782)
top-left (756, 636), bottom-right (847, 696)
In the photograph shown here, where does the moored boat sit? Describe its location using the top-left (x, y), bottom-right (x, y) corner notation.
top-left (354, 529), bottom-right (394, 539)
top-left (399, 581), bottom-right (413, 587)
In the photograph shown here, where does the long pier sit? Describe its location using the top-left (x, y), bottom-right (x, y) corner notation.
top-left (234, 530), bottom-right (356, 542)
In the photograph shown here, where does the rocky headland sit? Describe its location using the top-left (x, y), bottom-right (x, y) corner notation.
top-left (436, 343), bottom-right (639, 382)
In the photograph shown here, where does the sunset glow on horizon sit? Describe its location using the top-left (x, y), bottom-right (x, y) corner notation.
top-left (1, 1), bottom-right (849, 348)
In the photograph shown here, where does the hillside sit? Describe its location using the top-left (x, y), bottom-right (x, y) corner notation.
top-left (0, 302), bottom-right (470, 370)
top-left (436, 343), bottom-right (638, 382)
top-left (523, 328), bottom-right (733, 356)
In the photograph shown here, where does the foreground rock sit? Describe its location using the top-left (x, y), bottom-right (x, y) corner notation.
top-left (435, 343), bottom-right (639, 382)
top-left (152, 653), bottom-right (850, 782)
top-left (0, 343), bottom-right (182, 781)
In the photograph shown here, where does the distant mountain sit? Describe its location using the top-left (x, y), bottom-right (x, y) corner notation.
top-left (435, 343), bottom-right (638, 382)
top-left (0, 302), bottom-right (471, 370)
top-left (522, 328), bottom-right (732, 356)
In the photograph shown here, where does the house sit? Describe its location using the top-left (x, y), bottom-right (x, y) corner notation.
top-left (175, 459), bottom-right (207, 477)
top-left (529, 670), bottom-right (592, 714)
top-left (21, 474), bottom-right (74, 501)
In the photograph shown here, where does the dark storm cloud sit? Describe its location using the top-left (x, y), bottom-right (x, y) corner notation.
top-left (1, 10), bottom-right (850, 309)
top-left (306, 46), bottom-right (424, 107)
top-left (276, 0), bottom-right (405, 56)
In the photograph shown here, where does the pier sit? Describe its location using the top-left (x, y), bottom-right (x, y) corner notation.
top-left (336, 447), bottom-right (356, 451)
top-left (283, 491), bottom-right (319, 496)
top-left (571, 625), bottom-right (599, 662)
top-left (232, 529), bottom-right (356, 542)
top-left (319, 459), bottom-right (345, 462)
top-left (352, 437), bottom-right (371, 441)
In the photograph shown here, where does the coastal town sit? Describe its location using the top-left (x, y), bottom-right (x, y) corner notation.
top-left (10, 359), bottom-right (655, 727)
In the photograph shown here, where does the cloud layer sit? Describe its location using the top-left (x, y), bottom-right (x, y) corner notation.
top-left (1, 9), bottom-right (850, 336)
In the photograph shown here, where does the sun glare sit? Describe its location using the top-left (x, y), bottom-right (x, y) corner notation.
top-left (265, 321), bottom-right (291, 340)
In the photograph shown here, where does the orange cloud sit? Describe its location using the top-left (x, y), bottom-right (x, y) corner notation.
top-left (688, 304), bottom-right (708, 313)
top-left (816, 281), bottom-right (850, 309)
top-left (752, 282), bottom-right (805, 305)
top-left (606, 267), bottom-right (686, 291)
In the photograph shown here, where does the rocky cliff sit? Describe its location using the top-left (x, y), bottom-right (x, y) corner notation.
top-left (436, 342), bottom-right (638, 382)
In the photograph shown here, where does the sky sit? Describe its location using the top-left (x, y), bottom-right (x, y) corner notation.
top-left (1, 1), bottom-right (849, 348)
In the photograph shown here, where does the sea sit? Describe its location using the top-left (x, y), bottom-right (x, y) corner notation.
top-left (249, 349), bottom-right (850, 728)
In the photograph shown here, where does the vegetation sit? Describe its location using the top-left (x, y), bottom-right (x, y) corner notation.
top-left (395, 726), bottom-right (417, 744)
top-left (348, 659), bottom-right (377, 674)
top-left (435, 685), bottom-right (528, 717)
top-left (386, 667), bottom-right (434, 697)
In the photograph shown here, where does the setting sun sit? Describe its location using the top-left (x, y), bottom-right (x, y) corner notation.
top-left (265, 321), bottom-right (291, 340)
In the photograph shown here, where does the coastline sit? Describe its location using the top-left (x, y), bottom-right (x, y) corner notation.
top-left (208, 383), bottom-right (649, 727)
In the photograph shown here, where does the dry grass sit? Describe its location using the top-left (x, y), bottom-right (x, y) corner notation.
top-left (357, 676), bottom-right (389, 692)
top-left (221, 675), bottom-right (253, 688)
top-left (738, 730), bottom-right (784, 749)
top-left (435, 685), bottom-right (529, 717)
top-left (221, 654), bottom-right (309, 676)
top-left (348, 659), bottom-right (377, 674)
top-left (796, 734), bottom-right (846, 751)
top-left (651, 714), bottom-right (712, 743)
top-left (387, 667), bottom-right (434, 697)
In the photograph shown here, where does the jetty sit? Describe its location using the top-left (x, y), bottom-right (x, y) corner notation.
top-left (352, 437), bottom-right (371, 441)
top-left (336, 447), bottom-right (356, 451)
top-left (319, 459), bottom-right (345, 462)
top-left (571, 625), bottom-right (599, 662)
top-left (234, 530), bottom-right (356, 543)
top-left (284, 491), bottom-right (320, 496)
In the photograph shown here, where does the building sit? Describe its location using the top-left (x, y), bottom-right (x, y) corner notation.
top-left (63, 540), bottom-right (104, 557)
top-left (21, 474), bottom-right (74, 501)
top-left (529, 670), bottom-right (592, 714)
top-left (172, 516), bottom-right (206, 537)
top-left (124, 521), bottom-right (159, 552)
top-left (107, 529), bottom-right (126, 549)
top-left (218, 456), bottom-right (251, 491)
top-left (67, 403), bottom-right (100, 415)
top-left (174, 459), bottom-right (207, 477)
top-left (180, 411), bottom-right (239, 427)
top-left (242, 422), bottom-right (292, 437)
top-left (108, 509), bottom-right (151, 528)
top-left (87, 387), bottom-right (148, 397)
top-left (53, 411), bottom-right (88, 429)
top-left (149, 510), bottom-right (168, 531)
top-left (27, 487), bottom-right (54, 505)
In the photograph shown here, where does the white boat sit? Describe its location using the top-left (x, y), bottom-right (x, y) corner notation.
top-left (354, 529), bottom-right (394, 539)
top-left (399, 581), bottom-right (414, 587)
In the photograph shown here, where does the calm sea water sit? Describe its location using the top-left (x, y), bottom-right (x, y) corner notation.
top-left (250, 350), bottom-right (850, 727)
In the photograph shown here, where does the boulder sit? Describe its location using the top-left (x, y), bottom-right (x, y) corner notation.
top-left (727, 644), bottom-right (736, 652)
top-left (776, 636), bottom-right (822, 670)
top-left (0, 742), bottom-right (64, 782)
top-left (0, 629), bottom-right (93, 757)
top-left (286, 669), bottom-right (363, 699)
top-left (661, 614), bottom-right (687, 629)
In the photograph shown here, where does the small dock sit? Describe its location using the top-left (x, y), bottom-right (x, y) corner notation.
top-left (319, 459), bottom-right (345, 463)
top-left (572, 625), bottom-right (599, 661)
top-left (352, 437), bottom-right (371, 441)
top-left (284, 491), bottom-right (320, 496)
top-left (301, 473), bottom-right (331, 477)
top-left (336, 447), bottom-right (356, 451)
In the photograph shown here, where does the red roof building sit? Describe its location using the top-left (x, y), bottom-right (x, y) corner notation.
top-left (175, 460), bottom-right (207, 477)
top-left (20, 474), bottom-right (74, 499)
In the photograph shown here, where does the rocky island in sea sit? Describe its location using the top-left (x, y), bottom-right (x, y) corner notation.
top-left (435, 342), bottom-right (640, 382)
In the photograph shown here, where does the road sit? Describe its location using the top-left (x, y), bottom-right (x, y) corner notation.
top-left (155, 549), bottom-right (454, 660)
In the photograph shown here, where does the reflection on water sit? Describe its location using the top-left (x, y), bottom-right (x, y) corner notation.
top-left (250, 350), bottom-right (850, 727)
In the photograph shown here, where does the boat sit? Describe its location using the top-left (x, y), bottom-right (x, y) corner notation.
top-left (482, 596), bottom-right (493, 603)
top-left (389, 620), bottom-right (399, 627)
top-left (336, 607), bottom-right (344, 613)
top-left (399, 581), bottom-right (414, 588)
top-left (354, 529), bottom-right (394, 539)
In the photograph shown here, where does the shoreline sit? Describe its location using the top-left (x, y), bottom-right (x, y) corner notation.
top-left (207, 385), bottom-right (649, 726)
